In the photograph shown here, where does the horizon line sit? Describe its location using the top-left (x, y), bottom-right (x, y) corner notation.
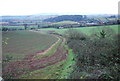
top-left (0, 13), bottom-right (118, 16)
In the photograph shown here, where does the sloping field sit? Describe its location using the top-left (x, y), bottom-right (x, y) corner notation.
top-left (2, 31), bottom-right (71, 79)
top-left (2, 31), bottom-right (58, 62)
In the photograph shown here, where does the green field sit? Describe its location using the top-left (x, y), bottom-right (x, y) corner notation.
top-left (39, 25), bottom-right (119, 35)
top-left (50, 21), bottom-right (78, 25)
top-left (0, 26), bottom-right (25, 30)
top-left (1, 25), bottom-right (39, 29)
top-left (2, 31), bottom-right (58, 61)
top-left (16, 22), bottom-right (37, 25)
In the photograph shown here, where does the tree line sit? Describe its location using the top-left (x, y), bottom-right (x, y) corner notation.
top-left (43, 15), bottom-right (87, 22)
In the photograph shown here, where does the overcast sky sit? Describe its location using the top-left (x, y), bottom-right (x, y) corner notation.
top-left (0, 0), bottom-right (119, 16)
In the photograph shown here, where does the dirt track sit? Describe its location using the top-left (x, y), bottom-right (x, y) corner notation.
top-left (3, 31), bottom-right (68, 79)
top-left (35, 36), bottom-right (60, 56)
top-left (28, 30), bottom-right (61, 56)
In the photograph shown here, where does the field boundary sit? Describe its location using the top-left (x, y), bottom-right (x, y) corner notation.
top-left (36, 36), bottom-right (60, 56)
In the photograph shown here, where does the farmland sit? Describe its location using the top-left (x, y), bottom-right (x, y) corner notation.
top-left (2, 25), bottom-right (119, 79)
top-left (1, 14), bottom-right (120, 79)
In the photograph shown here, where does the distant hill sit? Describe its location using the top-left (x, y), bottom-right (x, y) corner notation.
top-left (43, 15), bottom-right (87, 22)
top-left (87, 14), bottom-right (118, 18)
top-left (0, 15), bottom-right (58, 22)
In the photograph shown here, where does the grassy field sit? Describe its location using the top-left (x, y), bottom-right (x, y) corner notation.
top-left (2, 31), bottom-right (58, 62)
top-left (1, 26), bottom-right (24, 29)
top-left (16, 22), bottom-right (37, 25)
top-left (50, 21), bottom-right (78, 25)
top-left (39, 25), bottom-right (119, 35)
top-left (1, 25), bottom-right (39, 30)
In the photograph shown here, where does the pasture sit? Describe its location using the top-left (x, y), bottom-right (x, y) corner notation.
top-left (39, 25), bottom-right (119, 35)
top-left (50, 21), bottom-right (78, 25)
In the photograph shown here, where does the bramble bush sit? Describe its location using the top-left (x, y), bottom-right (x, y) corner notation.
top-left (65, 28), bottom-right (120, 79)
